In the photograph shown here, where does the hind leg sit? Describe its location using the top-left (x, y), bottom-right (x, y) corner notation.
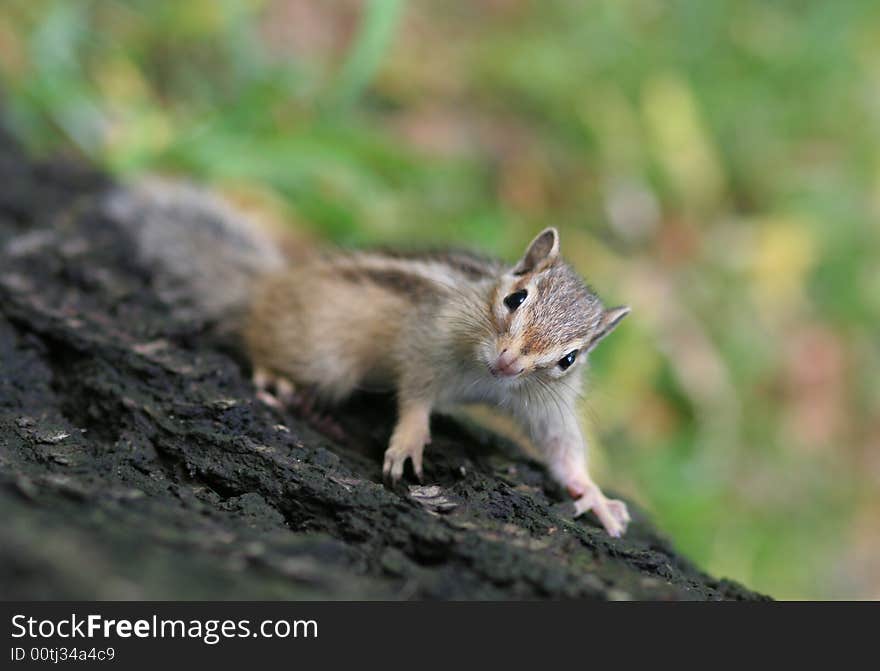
top-left (253, 367), bottom-right (347, 442)
top-left (253, 367), bottom-right (296, 408)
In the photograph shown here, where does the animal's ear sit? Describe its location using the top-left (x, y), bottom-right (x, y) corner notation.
top-left (513, 228), bottom-right (560, 275)
top-left (586, 306), bottom-right (630, 353)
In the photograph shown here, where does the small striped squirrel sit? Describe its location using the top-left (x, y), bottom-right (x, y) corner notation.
top-left (106, 180), bottom-right (631, 536)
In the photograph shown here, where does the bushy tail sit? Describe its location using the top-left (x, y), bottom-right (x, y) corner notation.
top-left (102, 178), bottom-right (287, 324)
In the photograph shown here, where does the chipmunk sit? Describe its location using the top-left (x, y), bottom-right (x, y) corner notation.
top-left (245, 229), bottom-right (631, 536)
top-left (105, 181), bottom-right (631, 536)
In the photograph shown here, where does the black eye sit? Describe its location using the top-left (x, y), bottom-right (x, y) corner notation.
top-left (558, 350), bottom-right (578, 370)
top-left (503, 289), bottom-right (528, 311)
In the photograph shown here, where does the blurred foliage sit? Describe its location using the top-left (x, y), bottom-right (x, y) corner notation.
top-left (1, 0), bottom-right (878, 599)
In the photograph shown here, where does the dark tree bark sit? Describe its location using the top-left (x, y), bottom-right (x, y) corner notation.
top-left (0, 127), bottom-right (766, 600)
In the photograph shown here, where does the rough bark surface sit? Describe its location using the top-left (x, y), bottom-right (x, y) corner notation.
top-left (0, 129), bottom-right (766, 600)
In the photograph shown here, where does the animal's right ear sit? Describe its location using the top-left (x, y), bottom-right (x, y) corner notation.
top-left (513, 228), bottom-right (560, 275)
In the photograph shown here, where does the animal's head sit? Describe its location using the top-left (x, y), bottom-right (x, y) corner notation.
top-left (482, 228), bottom-right (629, 382)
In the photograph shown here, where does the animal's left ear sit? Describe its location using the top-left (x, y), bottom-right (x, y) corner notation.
top-left (586, 306), bottom-right (630, 353)
top-left (513, 228), bottom-right (560, 275)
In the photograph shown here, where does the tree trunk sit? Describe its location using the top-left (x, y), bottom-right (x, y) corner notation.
top-left (0, 127), bottom-right (765, 600)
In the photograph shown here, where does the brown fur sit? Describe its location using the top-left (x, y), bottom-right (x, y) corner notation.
top-left (245, 255), bottom-right (420, 400)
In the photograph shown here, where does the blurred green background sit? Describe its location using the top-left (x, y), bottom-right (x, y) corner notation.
top-left (1, 0), bottom-right (878, 599)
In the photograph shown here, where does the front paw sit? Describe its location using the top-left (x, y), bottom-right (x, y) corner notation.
top-left (570, 485), bottom-right (631, 538)
top-left (382, 440), bottom-right (425, 486)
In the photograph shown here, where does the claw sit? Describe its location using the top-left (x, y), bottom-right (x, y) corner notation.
top-left (253, 369), bottom-right (297, 408)
top-left (256, 390), bottom-right (281, 408)
top-left (571, 483), bottom-right (630, 537)
top-left (382, 444), bottom-right (425, 487)
top-left (383, 402), bottom-right (430, 489)
top-left (382, 455), bottom-right (393, 486)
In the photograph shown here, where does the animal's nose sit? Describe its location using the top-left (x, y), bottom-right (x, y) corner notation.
top-left (492, 348), bottom-right (525, 378)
